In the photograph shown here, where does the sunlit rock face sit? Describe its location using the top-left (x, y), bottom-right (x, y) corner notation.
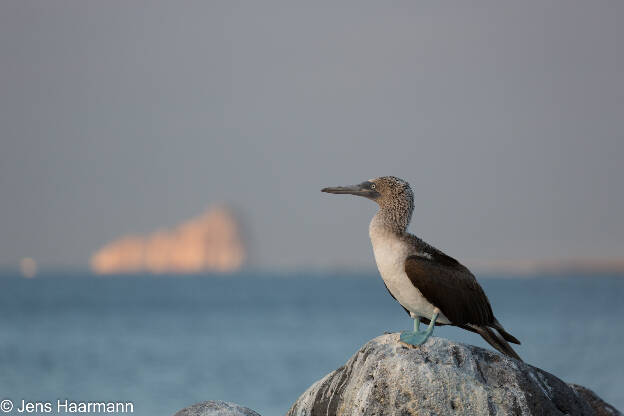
top-left (287, 334), bottom-right (621, 416)
top-left (90, 206), bottom-right (245, 274)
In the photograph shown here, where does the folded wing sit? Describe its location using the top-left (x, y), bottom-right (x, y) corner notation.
top-left (404, 253), bottom-right (494, 326)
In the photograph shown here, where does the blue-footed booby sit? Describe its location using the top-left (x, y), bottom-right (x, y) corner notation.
top-left (322, 176), bottom-right (522, 360)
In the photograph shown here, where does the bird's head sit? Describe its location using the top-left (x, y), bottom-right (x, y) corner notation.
top-left (322, 176), bottom-right (413, 207)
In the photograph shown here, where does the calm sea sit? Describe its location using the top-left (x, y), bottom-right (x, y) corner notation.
top-left (0, 272), bottom-right (622, 415)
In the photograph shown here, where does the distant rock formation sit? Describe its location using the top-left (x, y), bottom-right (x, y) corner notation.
top-left (90, 206), bottom-right (245, 274)
top-left (287, 334), bottom-right (621, 416)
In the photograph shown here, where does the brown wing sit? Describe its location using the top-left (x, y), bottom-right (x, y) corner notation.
top-left (404, 254), bottom-right (494, 326)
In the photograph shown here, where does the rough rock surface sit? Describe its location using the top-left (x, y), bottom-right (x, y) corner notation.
top-left (173, 400), bottom-right (261, 416)
top-left (287, 334), bottom-right (621, 416)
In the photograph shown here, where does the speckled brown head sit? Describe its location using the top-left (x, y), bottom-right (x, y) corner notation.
top-left (322, 177), bottom-right (415, 233)
top-left (366, 176), bottom-right (413, 208)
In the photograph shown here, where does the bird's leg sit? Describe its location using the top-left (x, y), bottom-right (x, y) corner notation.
top-left (409, 312), bottom-right (421, 331)
top-left (400, 308), bottom-right (440, 346)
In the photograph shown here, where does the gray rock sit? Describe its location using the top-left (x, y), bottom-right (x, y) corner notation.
top-left (287, 333), bottom-right (621, 416)
top-left (174, 400), bottom-right (261, 416)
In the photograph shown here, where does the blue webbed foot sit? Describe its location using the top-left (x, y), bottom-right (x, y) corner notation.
top-left (399, 310), bottom-right (439, 346)
top-left (399, 330), bottom-right (433, 345)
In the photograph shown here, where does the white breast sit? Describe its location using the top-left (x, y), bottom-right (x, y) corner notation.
top-left (369, 219), bottom-right (450, 323)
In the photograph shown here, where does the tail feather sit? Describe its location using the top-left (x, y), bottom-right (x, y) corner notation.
top-left (495, 326), bottom-right (521, 345)
top-left (493, 320), bottom-right (521, 345)
top-left (467, 324), bottom-right (523, 361)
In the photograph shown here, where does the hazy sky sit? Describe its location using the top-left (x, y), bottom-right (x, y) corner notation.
top-left (0, 1), bottom-right (622, 269)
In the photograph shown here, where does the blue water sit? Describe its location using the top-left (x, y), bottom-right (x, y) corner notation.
top-left (0, 272), bottom-right (623, 415)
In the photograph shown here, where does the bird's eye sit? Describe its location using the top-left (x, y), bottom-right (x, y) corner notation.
top-left (370, 183), bottom-right (376, 189)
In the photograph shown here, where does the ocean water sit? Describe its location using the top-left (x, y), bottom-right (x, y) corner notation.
top-left (0, 272), bottom-right (623, 415)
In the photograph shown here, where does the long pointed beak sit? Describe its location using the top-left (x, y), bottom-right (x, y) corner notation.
top-left (321, 181), bottom-right (380, 199)
top-left (321, 184), bottom-right (364, 194)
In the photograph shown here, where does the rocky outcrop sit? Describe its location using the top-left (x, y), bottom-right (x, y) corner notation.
top-left (287, 334), bottom-right (620, 416)
top-left (173, 401), bottom-right (261, 416)
top-left (91, 206), bottom-right (245, 274)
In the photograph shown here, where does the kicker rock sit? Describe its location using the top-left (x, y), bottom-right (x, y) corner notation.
top-left (91, 206), bottom-right (245, 274)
